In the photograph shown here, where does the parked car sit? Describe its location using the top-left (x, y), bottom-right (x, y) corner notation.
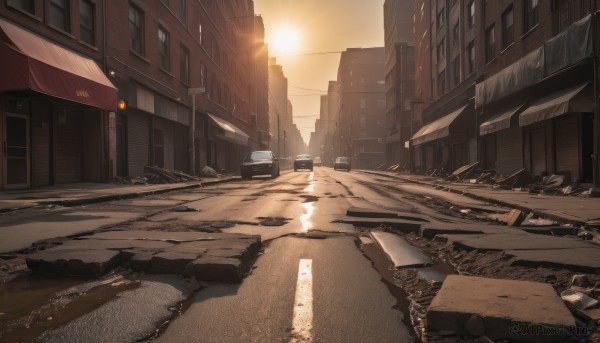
top-left (294, 154), bottom-right (313, 171)
top-left (313, 157), bottom-right (322, 167)
top-left (334, 157), bottom-right (351, 171)
top-left (240, 151), bottom-right (280, 179)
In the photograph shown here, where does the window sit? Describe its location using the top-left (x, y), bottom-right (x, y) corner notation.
top-left (438, 69), bottom-right (446, 95)
top-left (502, 5), bottom-right (514, 49)
top-left (485, 25), bottom-right (495, 63)
top-left (453, 23), bottom-right (459, 46)
top-left (468, 1), bottom-right (475, 27)
top-left (129, 4), bottom-right (144, 56)
top-left (452, 56), bottom-right (460, 85)
top-left (50, 0), bottom-right (70, 32)
top-left (79, 0), bottom-right (95, 46)
top-left (360, 99), bottom-right (366, 108)
top-left (10, 0), bottom-right (35, 14)
top-left (436, 38), bottom-right (445, 62)
top-left (360, 115), bottom-right (366, 127)
top-left (178, 0), bottom-right (187, 23)
top-left (436, 7), bottom-right (444, 30)
top-left (377, 99), bottom-right (386, 108)
top-left (158, 27), bottom-right (170, 70)
top-left (524, 0), bottom-right (539, 32)
top-left (180, 45), bottom-right (190, 84)
top-left (467, 41), bottom-right (475, 74)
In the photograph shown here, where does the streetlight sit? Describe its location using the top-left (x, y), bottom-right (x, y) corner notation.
top-left (188, 87), bottom-right (205, 175)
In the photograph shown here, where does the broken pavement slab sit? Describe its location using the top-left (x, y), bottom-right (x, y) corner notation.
top-left (338, 217), bottom-right (424, 233)
top-left (346, 206), bottom-right (430, 222)
top-left (25, 230), bottom-right (262, 282)
top-left (370, 231), bottom-right (432, 268)
top-left (505, 248), bottom-right (600, 273)
top-left (184, 256), bottom-right (243, 283)
top-left (442, 232), bottom-right (594, 251)
top-left (26, 249), bottom-right (121, 277)
top-left (427, 275), bottom-right (576, 342)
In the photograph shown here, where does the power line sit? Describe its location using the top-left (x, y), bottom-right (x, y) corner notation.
top-left (278, 51), bottom-right (344, 57)
top-left (288, 84), bottom-right (327, 92)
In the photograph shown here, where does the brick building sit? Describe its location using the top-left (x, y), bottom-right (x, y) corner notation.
top-left (0, 0), bottom-right (267, 189)
top-left (0, 0), bottom-right (117, 189)
top-left (383, 0), bottom-right (415, 169)
top-left (412, 0), bottom-right (600, 187)
top-left (335, 47), bottom-right (387, 170)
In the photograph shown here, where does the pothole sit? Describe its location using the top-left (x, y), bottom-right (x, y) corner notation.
top-left (257, 217), bottom-right (290, 226)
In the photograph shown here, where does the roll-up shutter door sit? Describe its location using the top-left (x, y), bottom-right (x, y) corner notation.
top-left (496, 127), bottom-right (523, 177)
top-left (127, 112), bottom-right (149, 177)
top-left (530, 127), bottom-right (547, 176)
top-left (555, 114), bottom-right (579, 183)
top-left (55, 109), bottom-right (81, 183)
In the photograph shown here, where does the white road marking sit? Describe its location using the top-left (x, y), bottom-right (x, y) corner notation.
top-left (291, 259), bottom-right (313, 342)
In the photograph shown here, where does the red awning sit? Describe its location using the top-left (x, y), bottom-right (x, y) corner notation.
top-left (0, 19), bottom-right (117, 111)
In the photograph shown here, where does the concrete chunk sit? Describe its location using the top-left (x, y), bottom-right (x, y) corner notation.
top-left (370, 231), bottom-right (432, 268)
top-left (150, 252), bottom-right (199, 274)
top-left (445, 232), bottom-right (594, 251)
top-left (184, 256), bottom-right (243, 283)
top-left (26, 249), bottom-right (121, 277)
top-left (127, 251), bottom-right (156, 271)
top-left (506, 248), bottom-right (600, 272)
top-left (427, 275), bottom-right (576, 342)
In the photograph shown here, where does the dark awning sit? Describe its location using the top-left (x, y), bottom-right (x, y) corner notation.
top-left (480, 101), bottom-right (527, 135)
top-left (519, 82), bottom-right (592, 126)
top-left (411, 105), bottom-right (468, 146)
top-left (0, 19), bottom-right (117, 111)
top-left (207, 113), bottom-right (249, 145)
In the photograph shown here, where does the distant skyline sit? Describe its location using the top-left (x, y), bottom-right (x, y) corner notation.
top-left (254, 0), bottom-right (385, 145)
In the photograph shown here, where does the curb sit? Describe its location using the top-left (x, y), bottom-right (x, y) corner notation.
top-left (0, 177), bottom-right (241, 213)
top-left (360, 170), bottom-right (587, 227)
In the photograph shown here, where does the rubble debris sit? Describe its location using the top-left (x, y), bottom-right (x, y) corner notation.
top-left (143, 166), bottom-right (200, 184)
top-left (494, 168), bottom-right (529, 188)
top-left (201, 165), bottom-right (218, 177)
top-left (504, 209), bottom-right (525, 227)
top-left (560, 289), bottom-right (598, 310)
top-left (572, 275), bottom-right (590, 288)
top-left (446, 161), bottom-right (480, 182)
top-left (113, 176), bottom-right (149, 185)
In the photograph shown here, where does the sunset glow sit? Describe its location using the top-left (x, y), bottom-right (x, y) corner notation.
top-left (270, 27), bottom-right (301, 55)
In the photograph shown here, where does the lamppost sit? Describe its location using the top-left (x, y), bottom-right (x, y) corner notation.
top-left (188, 87), bottom-right (205, 175)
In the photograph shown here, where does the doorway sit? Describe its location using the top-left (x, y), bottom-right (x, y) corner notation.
top-left (1, 112), bottom-right (30, 189)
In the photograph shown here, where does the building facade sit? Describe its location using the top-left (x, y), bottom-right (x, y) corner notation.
top-left (383, 0), bottom-right (415, 169)
top-left (335, 48), bottom-right (387, 170)
top-left (0, 0), bottom-right (117, 190)
top-left (412, 0), bottom-right (600, 187)
top-left (268, 57), bottom-right (288, 157)
top-left (107, 0), bottom-right (259, 177)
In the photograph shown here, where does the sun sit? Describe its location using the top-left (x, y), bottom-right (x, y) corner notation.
top-left (271, 27), bottom-right (300, 55)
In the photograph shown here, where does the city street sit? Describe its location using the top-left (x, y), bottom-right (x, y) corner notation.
top-left (1, 168), bottom-right (599, 342)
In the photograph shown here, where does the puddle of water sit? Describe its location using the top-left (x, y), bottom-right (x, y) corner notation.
top-left (0, 275), bottom-right (140, 342)
top-left (299, 202), bottom-right (315, 233)
top-left (303, 173), bottom-right (315, 193)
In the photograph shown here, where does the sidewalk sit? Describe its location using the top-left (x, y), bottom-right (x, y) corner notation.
top-left (364, 170), bottom-right (600, 227)
top-left (0, 177), bottom-right (238, 213)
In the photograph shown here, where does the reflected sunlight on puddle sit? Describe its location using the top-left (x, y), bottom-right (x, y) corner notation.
top-left (299, 202), bottom-right (315, 233)
top-left (303, 172), bottom-right (315, 193)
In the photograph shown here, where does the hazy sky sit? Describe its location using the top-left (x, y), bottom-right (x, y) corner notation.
top-left (254, 0), bottom-right (385, 144)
